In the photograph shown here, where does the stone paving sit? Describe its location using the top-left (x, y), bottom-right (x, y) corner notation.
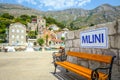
top-left (0, 51), bottom-right (58, 80)
top-left (0, 51), bottom-right (85, 80)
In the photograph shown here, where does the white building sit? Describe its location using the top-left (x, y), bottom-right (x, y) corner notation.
top-left (48, 24), bottom-right (59, 31)
top-left (9, 23), bottom-right (26, 46)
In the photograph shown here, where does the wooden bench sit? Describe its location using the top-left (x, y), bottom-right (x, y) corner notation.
top-left (54, 51), bottom-right (116, 80)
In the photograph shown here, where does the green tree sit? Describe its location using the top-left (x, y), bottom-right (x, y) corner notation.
top-left (45, 35), bottom-right (49, 46)
top-left (56, 22), bottom-right (65, 29)
top-left (14, 17), bottom-right (27, 26)
top-left (20, 14), bottom-right (30, 21)
top-left (28, 31), bottom-right (36, 39)
top-left (89, 23), bottom-right (95, 26)
top-left (14, 14), bottom-right (31, 26)
top-left (70, 22), bottom-right (74, 30)
top-left (0, 17), bottom-right (12, 43)
top-left (35, 30), bottom-right (38, 35)
top-left (44, 16), bottom-right (65, 29)
top-left (0, 34), bottom-right (6, 43)
top-left (48, 27), bottom-right (53, 31)
top-left (31, 15), bottom-right (37, 18)
top-left (69, 22), bottom-right (79, 30)
top-left (1, 13), bottom-right (14, 19)
top-left (61, 37), bottom-right (65, 41)
top-left (37, 38), bottom-right (44, 46)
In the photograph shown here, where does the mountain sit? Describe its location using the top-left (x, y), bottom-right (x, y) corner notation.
top-left (42, 4), bottom-right (120, 28)
top-left (43, 8), bottom-right (90, 27)
top-left (69, 4), bottom-right (120, 28)
top-left (0, 3), bottom-right (120, 29)
top-left (0, 3), bottom-right (43, 16)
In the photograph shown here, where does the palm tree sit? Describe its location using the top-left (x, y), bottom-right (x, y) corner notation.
top-left (45, 34), bottom-right (49, 46)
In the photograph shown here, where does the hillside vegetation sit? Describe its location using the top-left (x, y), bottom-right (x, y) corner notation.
top-left (0, 3), bottom-right (120, 30)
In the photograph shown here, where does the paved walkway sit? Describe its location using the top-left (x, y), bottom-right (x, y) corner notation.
top-left (0, 51), bottom-right (86, 80)
top-left (0, 51), bottom-right (59, 80)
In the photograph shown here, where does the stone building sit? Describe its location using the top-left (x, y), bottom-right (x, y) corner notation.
top-left (27, 22), bottom-right (37, 31)
top-left (27, 16), bottom-right (46, 34)
top-left (37, 16), bottom-right (46, 34)
top-left (27, 16), bottom-right (46, 43)
top-left (9, 23), bottom-right (26, 46)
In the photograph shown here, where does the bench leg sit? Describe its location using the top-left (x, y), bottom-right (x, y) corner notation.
top-left (54, 63), bottom-right (57, 74)
top-left (66, 69), bottom-right (69, 72)
top-left (53, 56), bottom-right (56, 63)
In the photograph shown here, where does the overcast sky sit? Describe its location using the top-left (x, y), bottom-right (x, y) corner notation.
top-left (0, 0), bottom-right (120, 11)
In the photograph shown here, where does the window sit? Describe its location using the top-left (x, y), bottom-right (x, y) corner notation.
top-left (29, 27), bottom-right (31, 30)
top-left (21, 36), bottom-right (24, 39)
top-left (42, 25), bottom-right (44, 27)
top-left (12, 41), bottom-right (14, 44)
top-left (18, 25), bottom-right (21, 28)
top-left (12, 35), bottom-right (14, 39)
top-left (12, 29), bottom-right (15, 32)
top-left (21, 30), bottom-right (24, 33)
top-left (16, 30), bottom-right (19, 33)
top-left (15, 25), bottom-right (17, 27)
top-left (16, 35), bottom-right (19, 39)
top-left (21, 41), bottom-right (23, 44)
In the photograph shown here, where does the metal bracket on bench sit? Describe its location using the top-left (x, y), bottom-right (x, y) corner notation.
top-left (91, 67), bottom-right (110, 80)
top-left (91, 69), bottom-right (99, 80)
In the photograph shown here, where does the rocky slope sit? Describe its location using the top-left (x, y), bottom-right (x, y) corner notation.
top-left (0, 3), bottom-right (120, 28)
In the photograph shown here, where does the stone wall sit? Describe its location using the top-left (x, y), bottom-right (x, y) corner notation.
top-left (65, 19), bottom-right (120, 80)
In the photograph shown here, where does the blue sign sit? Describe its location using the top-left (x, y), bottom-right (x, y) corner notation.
top-left (80, 27), bottom-right (108, 48)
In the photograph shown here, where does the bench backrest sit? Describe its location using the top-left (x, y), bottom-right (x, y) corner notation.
top-left (67, 51), bottom-right (116, 80)
top-left (67, 51), bottom-right (113, 64)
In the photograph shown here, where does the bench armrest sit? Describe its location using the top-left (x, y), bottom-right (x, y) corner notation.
top-left (52, 52), bottom-right (59, 56)
top-left (52, 51), bottom-right (67, 62)
top-left (91, 67), bottom-right (110, 80)
top-left (94, 67), bottom-right (110, 71)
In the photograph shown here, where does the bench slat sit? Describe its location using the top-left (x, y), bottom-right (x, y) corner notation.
top-left (56, 61), bottom-right (108, 80)
top-left (67, 51), bottom-right (112, 64)
top-left (62, 61), bottom-right (108, 79)
top-left (56, 61), bottom-right (90, 78)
